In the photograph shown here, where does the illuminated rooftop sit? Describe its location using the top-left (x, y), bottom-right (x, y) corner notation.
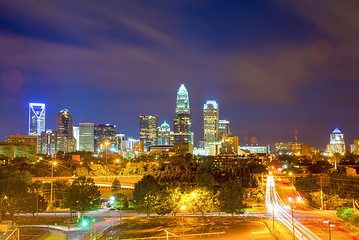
top-left (203, 100), bottom-right (218, 110)
top-left (332, 127), bottom-right (342, 134)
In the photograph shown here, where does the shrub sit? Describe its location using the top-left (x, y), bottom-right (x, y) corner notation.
top-left (337, 208), bottom-right (353, 221)
top-left (349, 214), bottom-right (359, 227)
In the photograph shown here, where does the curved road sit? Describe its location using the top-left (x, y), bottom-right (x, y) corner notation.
top-left (266, 176), bottom-right (359, 240)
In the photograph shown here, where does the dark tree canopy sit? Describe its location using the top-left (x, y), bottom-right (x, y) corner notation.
top-left (133, 175), bottom-right (160, 217)
top-left (218, 180), bottom-right (244, 216)
top-left (111, 178), bottom-right (121, 193)
top-left (64, 176), bottom-right (101, 215)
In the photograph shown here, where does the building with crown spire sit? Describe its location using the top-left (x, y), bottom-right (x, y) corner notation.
top-left (204, 100), bottom-right (219, 143)
top-left (326, 127), bottom-right (346, 154)
top-left (158, 121), bottom-right (172, 145)
top-left (173, 84), bottom-right (192, 145)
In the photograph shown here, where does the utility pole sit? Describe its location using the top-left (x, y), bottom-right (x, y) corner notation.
top-left (324, 220), bottom-right (332, 240)
top-left (104, 141), bottom-right (109, 181)
top-left (50, 162), bottom-right (54, 207)
top-left (50, 160), bottom-right (57, 209)
top-left (329, 223), bottom-right (332, 240)
top-left (90, 216), bottom-right (93, 239)
top-left (271, 186), bottom-right (275, 232)
top-left (320, 175), bottom-right (324, 210)
top-left (68, 219), bottom-right (70, 240)
top-left (291, 204), bottom-right (295, 240)
top-left (353, 199), bottom-right (356, 215)
top-left (36, 194), bottom-right (39, 217)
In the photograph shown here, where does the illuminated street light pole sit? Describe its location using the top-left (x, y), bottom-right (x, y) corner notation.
top-left (50, 161), bottom-right (57, 208)
top-left (288, 197), bottom-right (295, 240)
top-left (289, 172), bottom-right (295, 184)
top-left (104, 141), bottom-right (110, 181)
top-left (181, 206), bottom-right (185, 224)
top-left (181, 206), bottom-right (186, 236)
top-left (323, 220), bottom-right (332, 240)
top-left (288, 196), bottom-right (302, 240)
top-left (271, 186), bottom-right (275, 232)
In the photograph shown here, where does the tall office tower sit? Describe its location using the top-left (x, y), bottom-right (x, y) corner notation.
top-left (149, 115), bottom-right (158, 145)
top-left (203, 100), bottom-right (219, 142)
top-left (73, 126), bottom-right (79, 151)
top-left (139, 115), bottom-right (158, 147)
top-left (38, 129), bottom-right (65, 155)
top-left (57, 109), bottom-right (76, 152)
top-left (94, 124), bottom-right (116, 152)
top-left (79, 123), bottom-right (94, 152)
top-left (57, 109), bottom-right (73, 139)
top-left (326, 127), bottom-right (346, 154)
top-left (115, 133), bottom-right (126, 152)
top-left (173, 84), bottom-right (192, 145)
top-left (29, 103), bottom-right (46, 136)
top-left (139, 115), bottom-right (149, 144)
top-left (218, 120), bottom-right (231, 137)
top-left (158, 121), bottom-right (171, 145)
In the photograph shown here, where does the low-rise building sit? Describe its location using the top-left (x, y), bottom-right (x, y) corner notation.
top-left (239, 144), bottom-right (270, 154)
top-left (275, 142), bottom-right (309, 155)
top-left (0, 142), bottom-right (37, 162)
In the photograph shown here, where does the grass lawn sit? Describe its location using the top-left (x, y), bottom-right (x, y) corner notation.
top-left (99, 216), bottom-right (259, 239)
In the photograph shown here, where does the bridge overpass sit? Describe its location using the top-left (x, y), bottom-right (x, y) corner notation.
top-left (33, 176), bottom-right (143, 191)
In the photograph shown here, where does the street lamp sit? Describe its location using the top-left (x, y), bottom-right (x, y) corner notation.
top-left (181, 205), bottom-right (186, 236)
top-left (288, 196), bottom-right (302, 240)
top-left (323, 220), bottom-right (334, 240)
top-left (181, 205), bottom-right (186, 224)
top-left (104, 141), bottom-right (110, 181)
top-left (50, 161), bottom-right (57, 208)
top-left (115, 159), bottom-right (120, 177)
top-left (289, 172), bottom-right (295, 184)
top-left (271, 186), bottom-right (275, 231)
top-left (288, 197), bottom-right (295, 240)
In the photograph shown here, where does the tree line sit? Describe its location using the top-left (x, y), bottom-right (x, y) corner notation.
top-left (133, 175), bottom-right (245, 217)
top-left (0, 161), bottom-right (101, 223)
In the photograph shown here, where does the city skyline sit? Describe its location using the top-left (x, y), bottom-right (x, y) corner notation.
top-left (1, 1), bottom-right (359, 149)
top-left (5, 86), bottom-right (359, 150)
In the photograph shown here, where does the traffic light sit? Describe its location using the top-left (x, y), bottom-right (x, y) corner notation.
top-left (79, 217), bottom-right (90, 228)
top-left (81, 219), bottom-right (89, 227)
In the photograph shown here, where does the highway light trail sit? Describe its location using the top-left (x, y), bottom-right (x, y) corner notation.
top-left (266, 176), bottom-right (321, 240)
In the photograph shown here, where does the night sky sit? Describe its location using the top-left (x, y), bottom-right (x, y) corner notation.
top-left (1, 0), bottom-right (359, 150)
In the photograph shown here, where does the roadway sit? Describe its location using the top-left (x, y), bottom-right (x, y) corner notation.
top-left (266, 176), bottom-right (359, 240)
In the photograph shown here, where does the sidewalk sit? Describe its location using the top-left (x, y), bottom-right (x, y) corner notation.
top-left (263, 219), bottom-right (293, 240)
top-left (40, 230), bottom-right (66, 240)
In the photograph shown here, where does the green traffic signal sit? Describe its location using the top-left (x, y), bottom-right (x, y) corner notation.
top-left (80, 218), bottom-right (89, 227)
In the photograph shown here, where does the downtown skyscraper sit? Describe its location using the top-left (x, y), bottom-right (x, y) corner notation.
top-left (57, 109), bottom-right (73, 139)
top-left (219, 120), bottom-right (231, 137)
top-left (28, 103), bottom-right (46, 136)
top-left (203, 100), bottom-right (219, 142)
top-left (57, 108), bottom-right (76, 152)
top-left (79, 122), bottom-right (94, 152)
top-left (326, 127), bottom-right (346, 154)
top-left (139, 115), bottom-right (158, 147)
top-left (173, 84), bottom-right (192, 145)
top-left (94, 124), bottom-right (117, 152)
top-left (158, 121), bottom-right (172, 145)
